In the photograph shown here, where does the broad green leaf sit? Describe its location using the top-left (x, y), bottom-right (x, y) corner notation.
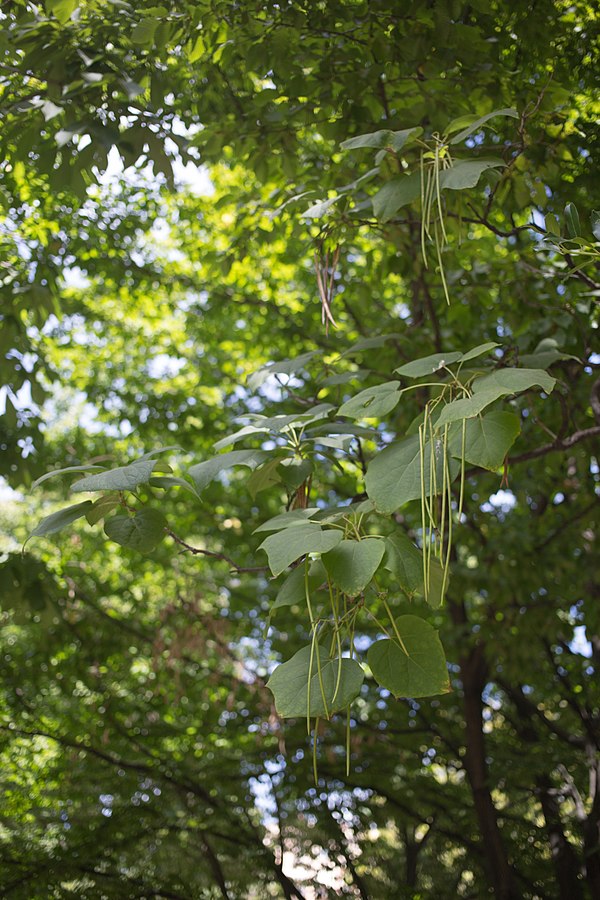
top-left (32, 464), bottom-right (104, 489)
top-left (240, 405), bottom-right (333, 436)
top-left (248, 351), bottom-right (317, 391)
top-left (29, 501), bottom-right (93, 539)
top-left (213, 424), bottom-right (269, 451)
top-left (186, 34), bottom-right (205, 62)
top-left (341, 127), bottom-right (421, 152)
top-left (188, 450), bottom-right (267, 492)
top-left (302, 196), bottom-right (341, 219)
top-left (149, 476), bottom-right (200, 498)
top-left (104, 509), bottom-right (167, 553)
top-left (338, 382), bottom-right (401, 419)
top-left (518, 338), bottom-right (577, 369)
top-left (71, 460), bottom-right (156, 493)
top-left (447, 108), bottom-right (518, 144)
top-left (459, 341), bottom-right (500, 363)
top-left (272, 559), bottom-right (327, 610)
top-left (372, 172), bottom-right (421, 222)
top-left (472, 367), bottom-right (556, 397)
top-left (435, 369), bottom-right (556, 427)
top-left (565, 202), bottom-right (580, 238)
top-left (395, 352), bottom-right (462, 378)
top-left (450, 411), bottom-right (520, 471)
top-left (258, 524), bottom-right (343, 577)
top-left (85, 494), bottom-right (120, 526)
top-left (367, 616), bottom-right (450, 697)
top-left (322, 538), bottom-right (386, 596)
top-left (254, 508), bottom-right (320, 534)
top-left (132, 19), bottom-right (158, 45)
top-left (384, 533), bottom-right (424, 596)
top-left (247, 458), bottom-right (284, 497)
top-left (307, 423), bottom-right (379, 439)
top-left (45, 0), bottom-right (78, 24)
top-left (384, 534), bottom-right (446, 607)
top-left (365, 435), bottom-right (459, 514)
top-left (267, 645), bottom-right (364, 718)
top-left (424, 558), bottom-right (446, 609)
top-left (278, 458), bottom-right (313, 490)
top-left (439, 159), bottom-right (504, 191)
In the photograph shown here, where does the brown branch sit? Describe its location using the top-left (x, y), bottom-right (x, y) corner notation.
top-left (165, 528), bottom-right (268, 573)
top-left (508, 425), bottom-right (600, 464)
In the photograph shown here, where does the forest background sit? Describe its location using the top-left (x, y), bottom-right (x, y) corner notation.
top-left (0, 1), bottom-right (599, 898)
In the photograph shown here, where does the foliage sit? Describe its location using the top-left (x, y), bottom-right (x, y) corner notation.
top-left (1, 1), bottom-right (600, 898)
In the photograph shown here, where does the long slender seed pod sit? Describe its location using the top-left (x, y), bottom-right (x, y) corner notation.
top-left (418, 422), bottom-right (429, 601)
top-left (435, 220), bottom-right (451, 305)
top-left (458, 417), bottom-right (467, 520)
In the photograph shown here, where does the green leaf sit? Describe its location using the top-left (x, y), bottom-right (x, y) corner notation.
top-left (565, 202), bottom-right (581, 238)
top-left (248, 351), bottom-right (317, 392)
top-left (132, 19), bottom-right (158, 45)
top-left (383, 533), bottom-right (424, 596)
top-left (45, 0), bottom-right (78, 25)
top-left (104, 509), bottom-right (167, 553)
top-left (367, 616), bottom-right (450, 697)
top-left (278, 458), bottom-right (313, 490)
top-left (372, 173), bottom-right (421, 222)
top-left (307, 423), bottom-right (378, 439)
top-left (85, 494), bottom-right (120, 526)
top-left (459, 341), bottom-right (500, 363)
top-left (32, 464), bottom-right (105, 489)
top-left (213, 425), bottom-right (269, 451)
top-left (438, 159), bottom-right (504, 191)
top-left (247, 457), bottom-right (284, 497)
top-left (365, 435), bottom-right (459, 514)
top-left (322, 538), bottom-right (386, 597)
top-left (545, 214), bottom-right (561, 236)
top-left (267, 645), bottom-right (364, 718)
top-left (384, 535), bottom-right (446, 607)
top-left (338, 382), bottom-right (401, 419)
top-left (29, 501), bottom-right (93, 539)
top-left (302, 196), bottom-right (341, 219)
top-left (341, 127), bottom-right (421, 152)
top-left (148, 476), bottom-right (200, 498)
top-left (518, 338), bottom-right (578, 369)
top-left (472, 367), bottom-right (556, 398)
top-left (188, 450), bottom-right (267, 492)
top-left (424, 558), bottom-right (446, 609)
top-left (272, 559), bottom-right (327, 610)
top-left (395, 352), bottom-right (462, 378)
top-left (447, 108), bottom-right (518, 144)
top-left (258, 524), bottom-right (343, 577)
top-left (449, 411), bottom-right (521, 471)
top-left (71, 460), bottom-right (156, 493)
top-left (254, 508), bottom-right (320, 534)
top-left (435, 368), bottom-right (556, 427)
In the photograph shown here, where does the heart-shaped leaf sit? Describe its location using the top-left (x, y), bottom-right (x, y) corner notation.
top-left (323, 538), bottom-right (385, 597)
top-left (267, 645), bottom-right (364, 718)
top-left (368, 616), bottom-right (450, 697)
top-left (104, 509), bottom-right (167, 554)
top-left (258, 525), bottom-right (343, 577)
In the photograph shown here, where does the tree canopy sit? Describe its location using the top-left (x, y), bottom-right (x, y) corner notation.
top-left (1, 1), bottom-right (599, 898)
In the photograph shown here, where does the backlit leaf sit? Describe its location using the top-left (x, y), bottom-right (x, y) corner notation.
top-left (267, 645), bottom-right (364, 718)
top-left (367, 616), bottom-right (450, 697)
